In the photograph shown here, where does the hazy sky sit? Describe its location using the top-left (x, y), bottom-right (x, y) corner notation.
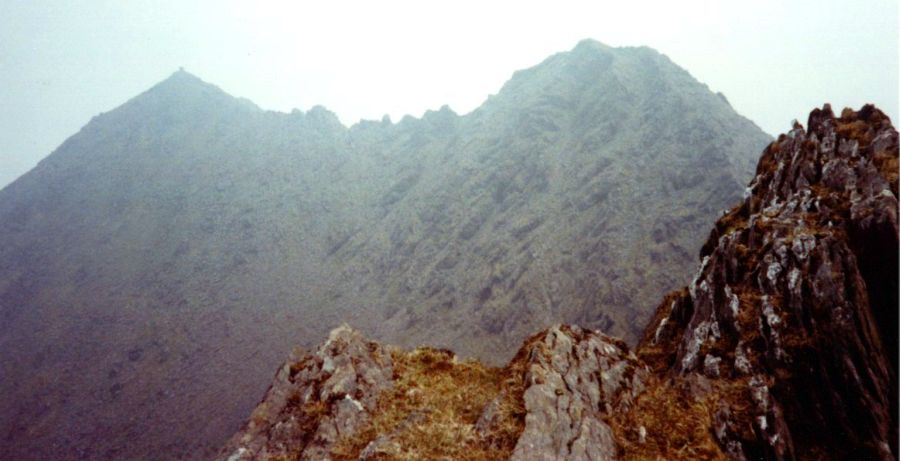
top-left (1, 0), bottom-right (897, 188)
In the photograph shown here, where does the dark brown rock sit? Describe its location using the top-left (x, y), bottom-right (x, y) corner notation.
top-left (641, 105), bottom-right (898, 460)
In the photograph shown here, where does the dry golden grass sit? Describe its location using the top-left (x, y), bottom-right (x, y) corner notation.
top-left (331, 346), bottom-right (524, 460)
top-left (608, 377), bottom-right (726, 461)
top-left (876, 153), bottom-right (899, 196)
top-left (637, 289), bottom-right (691, 374)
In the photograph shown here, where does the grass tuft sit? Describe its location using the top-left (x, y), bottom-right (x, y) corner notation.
top-left (331, 346), bottom-right (524, 460)
top-left (608, 377), bottom-right (726, 461)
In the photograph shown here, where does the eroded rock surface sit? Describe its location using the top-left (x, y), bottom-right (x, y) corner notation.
top-left (219, 106), bottom-right (897, 461)
top-left (215, 325), bottom-right (393, 461)
top-left (641, 105), bottom-right (898, 460)
top-left (510, 325), bottom-right (648, 461)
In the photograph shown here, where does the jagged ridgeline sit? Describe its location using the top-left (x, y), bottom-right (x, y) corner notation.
top-left (0, 40), bottom-right (770, 460)
top-left (218, 105), bottom-right (898, 461)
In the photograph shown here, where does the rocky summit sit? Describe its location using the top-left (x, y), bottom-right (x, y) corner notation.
top-left (218, 105), bottom-right (897, 460)
top-left (0, 40), bottom-right (770, 460)
top-left (639, 104), bottom-right (898, 460)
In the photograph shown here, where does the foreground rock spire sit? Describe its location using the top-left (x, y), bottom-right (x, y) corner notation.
top-left (218, 325), bottom-right (394, 460)
top-left (217, 105), bottom-right (897, 460)
top-left (641, 104), bottom-right (897, 460)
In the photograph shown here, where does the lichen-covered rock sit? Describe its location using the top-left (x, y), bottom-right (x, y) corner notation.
top-left (510, 325), bottom-right (648, 461)
top-left (215, 325), bottom-right (393, 461)
top-left (641, 105), bottom-right (898, 460)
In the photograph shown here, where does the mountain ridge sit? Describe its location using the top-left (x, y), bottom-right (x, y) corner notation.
top-left (0, 40), bottom-right (771, 460)
top-left (217, 104), bottom-right (898, 460)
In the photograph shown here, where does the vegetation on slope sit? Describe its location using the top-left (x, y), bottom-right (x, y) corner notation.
top-left (332, 347), bottom-right (525, 460)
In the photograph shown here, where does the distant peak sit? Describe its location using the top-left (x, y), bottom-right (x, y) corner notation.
top-left (113, 68), bottom-right (261, 116)
top-left (572, 38), bottom-right (613, 52)
top-left (161, 67), bottom-right (204, 85)
top-left (148, 68), bottom-right (227, 98)
top-left (424, 105), bottom-right (457, 118)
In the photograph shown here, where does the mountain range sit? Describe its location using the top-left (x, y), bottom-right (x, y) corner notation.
top-left (0, 40), bottom-right (772, 460)
top-left (217, 104), bottom-right (898, 461)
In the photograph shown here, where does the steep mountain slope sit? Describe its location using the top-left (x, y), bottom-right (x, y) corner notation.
top-left (218, 105), bottom-right (897, 460)
top-left (638, 104), bottom-right (898, 460)
top-left (341, 41), bottom-right (769, 358)
top-left (0, 40), bottom-right (769, 460)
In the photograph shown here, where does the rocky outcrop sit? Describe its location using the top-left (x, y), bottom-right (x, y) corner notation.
top-left (219, 105), bottom-right (897, 461)
top-left (215, 325), bottom-right (393, 461)
top-left (640, 105), bottom-right (898, 460)
top-left (509, 325), bottom-right (648, 461)
top-left (217, 324), bottom-right (649, 461)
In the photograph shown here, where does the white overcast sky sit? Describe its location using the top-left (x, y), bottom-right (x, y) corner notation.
top-left (1, 0), bottom-right (897, 188)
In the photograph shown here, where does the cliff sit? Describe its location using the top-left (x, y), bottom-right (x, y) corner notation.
top-left (218, 105), bottom-right (897, 460)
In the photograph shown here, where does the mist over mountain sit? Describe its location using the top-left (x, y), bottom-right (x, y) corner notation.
top-left (0, 40), bottom-right (770, 460)
top-left (216, 104), bottom-right (898, 461)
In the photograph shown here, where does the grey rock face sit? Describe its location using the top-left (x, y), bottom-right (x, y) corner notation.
top-left (643, 105), bottom-right (898, 460)
top-left (215, 325), bottom-right (393, 461)
top-left (511, 325), bottom-right (648, 461)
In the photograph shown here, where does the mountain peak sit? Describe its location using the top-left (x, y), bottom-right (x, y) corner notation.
top-left (0, 41), bottom-right (774, 461)
top-left (571, 37), bottom-right (614, 53)
top-left (106, 68), bottom-right (261, 122)
top-left (166, 66), bottom-right (201, 82)
top-left (148, 67), bottom-right (230, 98)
